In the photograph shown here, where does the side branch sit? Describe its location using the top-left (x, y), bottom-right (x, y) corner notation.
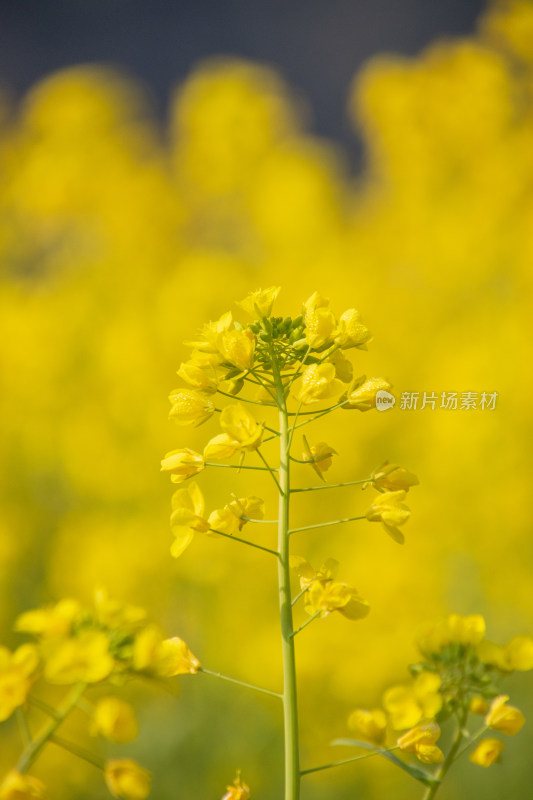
top-left (199, 666), bottom-right (282, 700)
top-left (289, 516), bottom-right (365, 534)
top-left (209, 527), bottom-right (280, 557)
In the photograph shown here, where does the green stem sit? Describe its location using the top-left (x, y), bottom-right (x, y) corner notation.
top-left (291, 611), bottom-right (321, 637)
top-left (301, 745), bottom-right (399, 776)
top-left (208, 527), bottom-right (279, 557)
top-left (205, 462), bottom-right (277, 472)
top-left (292, 401), bottom-right (347, 430)
top-left (216, 389), bottom-right (277, 407)
top-left (291, 479), bottom-right (370, 493)
top-left (421, 707), bottom-right (469, 800)
top-left (291, 587), bottom-right (307, 607)
top-left (257, 448), bottom-right (284, 493)
top-left (289, 516), bottom-right (365, 534)
top-left (50, 735), bottom-right (105, 770)
top-left (17, 683), bottom-right (86, 774)
top-left (273, 357), bottom-right (300, 800)
top-left (198, 667), bottom-right (282, 700)
top-left (16, 708), bottom-right (32, 747)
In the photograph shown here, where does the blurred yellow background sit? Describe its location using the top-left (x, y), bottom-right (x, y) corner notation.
top-left (1, 1), bottom-right (532, 798)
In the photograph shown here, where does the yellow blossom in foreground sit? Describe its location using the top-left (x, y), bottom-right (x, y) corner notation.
top-left (104, 760), bottom-right (151, 800)
top-left (342, 376), bottom-right (392, 411)
top-left (371, 461), bottom-right (419, 492)
top-left (221, 771), bottom-right (250, 800)
top-left (91, 697), bottom-right (138, 743)
top-left (170, 482), bottom-right (210, 558)
top-left (365, 490), bottom-right (410, 544)
top-left (0, 771), bottom-right (47, 800)
top-left (476, 639), bottom-right (510, 671)
top-left (414, 743), bottom-right (445, 764)
top-left (0, 645), bottom-right (39, 722)
top-left (93, 589), bottom-right (147, 633)
top-left (291, 363), bottom-right (345, 405)
top-left (469, 738), bottom-right (505, 767)
top-left (398, 722), bottom-right (444, 763)
top-left (417, 613), bottom-right (487, 657)
top-left (218, 328), bottom-right (256, 371)
top-left (302, 435), bottom-right (337, 479)
top-left (204, 403), bottom-right (263, 458)
top-left (208, 496), bottom-right (265, 535)
top-left (160, 448), bottom-right (205, 483)
top-left (347, 708), bottom-right (387, 744)
top-left (168, 388), bottom-right (215, 426)
top-left (397, 721), bottom-right (441, 752)
top-left (43, 631), bottom-right (114, 684)
top-left (334, 308), bottom-right (372, 350)
top-left (383, 673), bottom-right (442, 731)
top-left (505, 636), bottom-right (533, 671)
top-left (469, 696), bottom-right (489, 715)
top-left (485, 695), bottom-right (525, 735)
top-left (237, 286), bottom-right (280, 317)
top-left (305, 578), bottom-right (369, 620)
top-left (158, 637), bottom-right (201, 676)
top-left (15, 599), bottom-right (81, 638)
top-left (447, 613), bottom-right (486, 645)
top-left (132, 626), bottom-right (200, 677)
top-left (303, 292), bottom-right (336, 348)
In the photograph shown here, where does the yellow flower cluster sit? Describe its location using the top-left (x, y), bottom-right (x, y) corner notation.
top-left (162, 287), bottom-right (415, 556)
top-left (0, 590), bottom-right (201, 799)
top-left (347, 613), bottom-right (532, 770)
top-left (11, 588), bottom-right (200, 686)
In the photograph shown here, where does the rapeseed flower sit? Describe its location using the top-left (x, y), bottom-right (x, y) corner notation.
top-left (301, 435), bottom-right (337, 479)
top-left (347, 708), bottom-right (387, 744)
top-left (170, 482), bottom-right (210, 557)
top-left (334, 308), bottom-right (371, 350)
top-left (0, 771), bottom-right (47, 800)
top-left (15, 599), bottom-right (81, 638)
top-left (342, 376), bottom-right (392, 411)
top-left (365, 490), bottom-right (410, 543)
top-left (237, 286), bottom-right (280, 317)
top-left (104, 759), bottom-right (151, 800)
top-left (469, 738), bottom-right (505, 767)
top-left (204, 403), bottom-right (263, 458)
top-left (43, 631), bottom-right (114, 684)
top-left (397, 721), bottom-right (444, 764)
top-left (218, 329), bottom-right (256, 372)
top-left (168, 388), bottom-right (215, 426)
top-left (91, 697), bottom-right (138, 743)
top-left (303, 292), bottom-right (336, 348)
top-left (208, 496), bottom-right (265, 535)
top-left (291, 363), bottom-right (345, 405)
top-left (221, 771), bottom-right (250, 800)
top-left (160, 448), bottom-right (205, 483)
top-left (370, 461), bottom-right (419, 492)
top-left (485, 695), bottom-right (525, 735)
top-left (132, 626), bottom-right (200, 676)
top-left (0, 645), bottom-right (39, 722)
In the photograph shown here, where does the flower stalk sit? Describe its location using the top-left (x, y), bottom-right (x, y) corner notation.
top-left (274, 353), bottom-right (301, 800)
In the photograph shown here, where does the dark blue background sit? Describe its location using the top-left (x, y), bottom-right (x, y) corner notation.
top-left (0, 0), bottom-right (486, 158)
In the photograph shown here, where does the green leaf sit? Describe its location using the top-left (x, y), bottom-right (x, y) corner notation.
top-left (331, 739), bottom-right (440, 788)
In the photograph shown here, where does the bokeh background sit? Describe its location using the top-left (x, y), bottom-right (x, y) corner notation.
top-left (1, 0), bottom-right (532, 798)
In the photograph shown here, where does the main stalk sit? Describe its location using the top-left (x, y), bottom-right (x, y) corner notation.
top-left (273, 358), bottom-right (300, 800)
